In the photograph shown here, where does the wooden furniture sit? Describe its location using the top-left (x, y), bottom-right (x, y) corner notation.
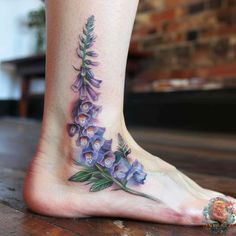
top-left (1, 55), bottom-right (45, 117)
top-left (0, 118), bottom-right (236, 235)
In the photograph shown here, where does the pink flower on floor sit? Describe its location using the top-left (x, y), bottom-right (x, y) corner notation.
top-left (203, 197), bottom-right (235, 228)
top-left (209, 200), bottom-right (229, 223)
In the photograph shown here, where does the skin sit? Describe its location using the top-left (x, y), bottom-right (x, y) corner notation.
top-left (23, 0), bottom-right (236, 225)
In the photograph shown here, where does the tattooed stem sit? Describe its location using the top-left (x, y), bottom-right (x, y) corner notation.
top-left (95, 164), bottom-right (161, 203)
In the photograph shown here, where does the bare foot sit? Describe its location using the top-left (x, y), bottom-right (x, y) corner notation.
top-left (23, 120), bottom-right (236, 225)
top-left (24, 14), bottom-right (236, 227)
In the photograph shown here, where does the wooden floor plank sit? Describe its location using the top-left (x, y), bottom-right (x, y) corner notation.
top-left (187, 172), bottom-right (236, 197)
top-left (141, 143), bottom-right (236, 178)
top-left (0, 118), bottom-right (40, 171)
top-left (0, 203), bottom-right (78, 236)
top-left (0, 168), bottom-right (26, 211)
top-left (130, 128), bottom-right (236, 152)
top-left (36, 215), bottom-right (236, 236)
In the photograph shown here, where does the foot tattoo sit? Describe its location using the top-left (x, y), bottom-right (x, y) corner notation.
top-left (67, 15), bottom-right (235, 226)
top-left (203, 197), bottom-right (235, 232)
top-left (67, 16), bottom-right (158, 202)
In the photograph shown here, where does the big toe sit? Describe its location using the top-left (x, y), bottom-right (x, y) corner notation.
top-left (180, 196), bottom-right (236, 226)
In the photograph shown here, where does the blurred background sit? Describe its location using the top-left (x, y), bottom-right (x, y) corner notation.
top-left (1, 0), bottom-right (236, 133)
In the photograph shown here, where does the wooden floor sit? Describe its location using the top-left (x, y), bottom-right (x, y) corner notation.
top-left (0, 118), bottom-right (236, 236)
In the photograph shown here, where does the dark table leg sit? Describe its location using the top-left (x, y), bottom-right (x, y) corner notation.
top-left (19, 78), bottom-right (30, 117)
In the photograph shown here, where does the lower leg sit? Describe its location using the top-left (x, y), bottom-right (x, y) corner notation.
top-left (24, 0), bottom-right (236, 226)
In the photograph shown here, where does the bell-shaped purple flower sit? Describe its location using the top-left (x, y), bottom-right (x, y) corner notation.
top-left (86, 68), bottom-right (94, 80)
top-left (76, 135), bottom-right (89, 148)
top-left (80, 100), bottom-right (93, 112)
top-left (72, 67), bottom-right (100, 101)
top-left (96, 127), bottom-right (105, 136)
top-left (80, 66), bottom-right (87, 77)
top-left (84, 67), bottom-right (102, 89)
top-left (75, 113), bottom-right (91, 127)
top-left (126, 160), bottom-right (147, 184)
top-left (79, 84), bottom-right (87, 100)
top-left (83, 125), bottom-right (98, 138)
top-left (98, 151), bottom-right (116, 168)
top-left (72, 99), bottom-right (82, 118)
top-left (67, 123), bottom-right (79, 137)
top-left (81, 148), bottom-right (98, 166)
top-left (101, 139), bottom-right (112, 152)
top-left (91, 135), bottom-right (105, 151)
top-left (86, 83), bottom-right (100, 101)
top-left (110, 158), bottom-right (130, 180)
top-left (133, 171), bottom-right (147, 184)
top-left (87, 77), bottom-right (102, 88)
top-left (71, 75), bottom-right (82, 93)
top-left (91, 106), bottom-right (102, 118)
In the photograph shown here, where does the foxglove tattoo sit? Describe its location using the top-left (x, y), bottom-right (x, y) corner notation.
top-left (67, 17), bottom-right (236, 227)
top-left (67, 15), bottom-right (159, 202)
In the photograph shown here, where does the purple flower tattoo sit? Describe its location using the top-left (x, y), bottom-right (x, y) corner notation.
top-left (67, 15), bottom-right (159, 202)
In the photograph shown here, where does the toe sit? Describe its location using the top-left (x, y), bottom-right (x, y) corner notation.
top-left (181, 196), bottom-right (236, 226)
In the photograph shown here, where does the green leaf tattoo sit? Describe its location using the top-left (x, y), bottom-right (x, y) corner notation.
top-left (90, 179), bottom-right (113, 192)
top-left (69, 171), bottom-right (93, 182)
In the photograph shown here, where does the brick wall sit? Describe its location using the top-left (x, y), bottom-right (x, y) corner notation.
top-left (130, 0), bottom-right (236, 92)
